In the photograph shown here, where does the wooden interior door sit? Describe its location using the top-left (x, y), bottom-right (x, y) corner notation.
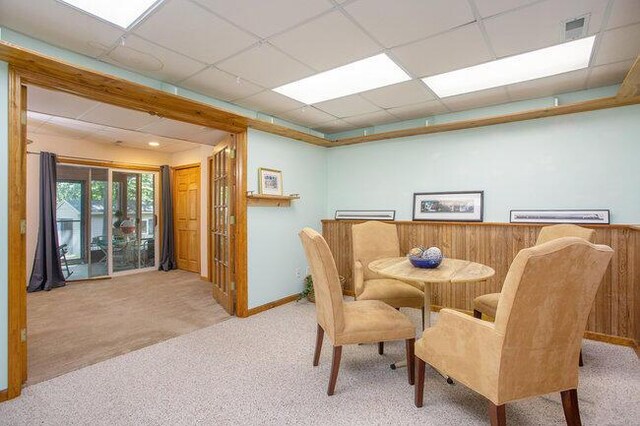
top-left (210, 135), bottom-right (236, 314)
top-left (174, 165), bottom-right (200, 273)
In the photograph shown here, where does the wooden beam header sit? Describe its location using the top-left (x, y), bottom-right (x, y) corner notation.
top-left (0, 40), bottom-right (329, 147)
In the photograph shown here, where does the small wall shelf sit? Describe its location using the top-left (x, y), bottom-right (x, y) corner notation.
top-left (247, 194), bottom-right (300, 207)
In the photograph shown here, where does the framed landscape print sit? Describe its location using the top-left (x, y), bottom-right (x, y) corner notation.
top-left (258, 168), bottom-right (283, 195)
top-left (510, 209), bottom-right (610, 224)
top-left (413, 191), bottom-right (484, 222)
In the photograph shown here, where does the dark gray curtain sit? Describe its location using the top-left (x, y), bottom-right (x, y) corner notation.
top-left (158, 165), bottom-right (176, 271)
top-left (28, 152), bottom-right (66, 292)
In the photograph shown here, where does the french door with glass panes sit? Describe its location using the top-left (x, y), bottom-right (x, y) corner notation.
top-left (108, 169), bottom-right (159, 275)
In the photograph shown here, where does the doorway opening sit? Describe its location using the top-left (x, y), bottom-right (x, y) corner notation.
top-left (11, 79), bottom-right (247, 389)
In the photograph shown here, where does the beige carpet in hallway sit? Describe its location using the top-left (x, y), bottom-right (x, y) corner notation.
top-left (27, 269), bottom-right (230, 385)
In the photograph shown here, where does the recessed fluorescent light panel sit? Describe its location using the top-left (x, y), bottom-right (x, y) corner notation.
top-left (274, 54), bottom-right (411, 104)
top-left (423, 36), bottom-right (596, 98)
top-left (59, 0), bottom-right (161, 29)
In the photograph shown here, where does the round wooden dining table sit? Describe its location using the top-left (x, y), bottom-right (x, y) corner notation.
top-left (368, 257), bottom-right (496, 328)
top-left (368, 257), bottom-right (495, 372)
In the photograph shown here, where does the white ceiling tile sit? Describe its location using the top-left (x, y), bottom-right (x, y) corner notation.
top-left (134, 0), bottom-right (258, 64)
top-left (314, 95), bottom-right (380, 117)
top-left (360, 80), bottom-right (435, 109)
top-left (472, 0), bottom-right (539, 18)
top-left (593, 23), bottom-right (640, 66)
top-left (189, 129), bottom-right (228, 145)
top-left (77, 103), bottom-right (160, 130)
top-left (27, 85), bottom-right (101, 119)
top-left (194, 0), bottom-right (333, 38)
top-left (234, 90), bottom-right (305, 114)
top-left (392, 23), bottom-right (494, 79)
top-left (104, 35), bottom-right (206, 83)
top-left (587, 59), bottom-right (634, 88)
top-left (440, 87), bottom-right (510, 112)
top-left (217, 43), bottom-right (315, 88)
top-left (180, 67), bottom-right (264, 101)
top-left (606, 0), bottom-right (640, 30)
top-left (484, 0), bottom-right (607, 57)
top-left (344, 0), bottom-right (474, 48)
top-left (138, 118), bottom-right (210, 140)
top-left (278, 106), bottom-right (337, 127)
top-left (0, 0), bottom-right (123, 57)
top-left (387, 100), bottom-right (449, 121)
top-left (343, 110), bottom-right (398, 127)
top-left (506, 69), bottom-right (588, 101)
top-left (313, 119), bottom-right (355, 134)
top-left (270, 10), bottom-right (380, 71)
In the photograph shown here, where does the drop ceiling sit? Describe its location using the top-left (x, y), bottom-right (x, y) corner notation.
top-left (1, 0), bottom-right (639, 134)
top-left (27, 85), bottom-right (227, 152)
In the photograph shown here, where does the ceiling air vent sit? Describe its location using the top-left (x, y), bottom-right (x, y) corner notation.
top-left (564, 16), bottom-right (588, 41)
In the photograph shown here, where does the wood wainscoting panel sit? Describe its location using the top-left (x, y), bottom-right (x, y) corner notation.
top-left (322, 220), bottom-right (639, 343)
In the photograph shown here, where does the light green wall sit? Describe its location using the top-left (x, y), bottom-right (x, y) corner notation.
top-left (0, 59), bottom-right (9, 391)
top-left (327, 105), bottom-right (640, 223)
top-left (247, 129), bottom-right (327, 308)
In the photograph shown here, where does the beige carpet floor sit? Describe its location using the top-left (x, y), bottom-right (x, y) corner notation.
top-left (27, 269), bottom-right (230, 385)
top-left (2, 300), bottom-right (638, 425)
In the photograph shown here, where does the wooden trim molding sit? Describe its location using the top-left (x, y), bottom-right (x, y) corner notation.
top-left (0, 42), bottom-right (637, 149)
top-left (246, 294), bottom-right (299, 317)
top-left (321, 219), bottom-right (634, 230)
top-left (0, 40), bottom-right (329, 147)
top-left (57, 156), bottom-right (160, 172)
top-left (618, 56), bottom-right (640, 99)
top-left (7, 67), bottom-right (26, 400)
top-left (235, 132), bottom-right (249, 317)
top-left (0, 389), bottom-right (8, 402)
top-left (332, 93), bottom-right (640, 146)
top-left (172, 162), bottom-right (201, 171)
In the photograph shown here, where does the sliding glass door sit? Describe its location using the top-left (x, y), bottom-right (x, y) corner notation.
top-left (110, 170), bottom-right (157, 274)
top-left (55, 164), bottom-right (158, 280)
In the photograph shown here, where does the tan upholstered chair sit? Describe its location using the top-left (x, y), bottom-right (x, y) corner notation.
top-left (414, 237), bottom-right (613, 426)
top-left (299, 228), bottom-right (417, 395)
top-left (472, 224), bottom-right (596, 366)
top-left (352, 221), bottom-right (424, 353)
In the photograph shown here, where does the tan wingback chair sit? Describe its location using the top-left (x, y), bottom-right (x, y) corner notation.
top-left (473, 224), bottom-right (596, 319)
top-left (299, 228), bottom-right (416, 395)
top-left (472, 224), bottom-right (597, 366)
top-left (352, 221), bottom-right (424, 353)
top-left (414, 237), bottom-right (613, 425)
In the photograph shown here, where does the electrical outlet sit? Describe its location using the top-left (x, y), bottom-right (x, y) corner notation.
top-left (295, 268), bottom-right (302, 280)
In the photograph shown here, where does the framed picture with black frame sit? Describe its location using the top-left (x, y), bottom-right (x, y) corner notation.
top-left (412, 191), bottom-right (484, 222)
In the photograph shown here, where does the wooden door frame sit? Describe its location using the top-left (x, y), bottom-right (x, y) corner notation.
top-left (172, 163), bottom-right (201, 274)
top-left (4, 64), bottom-right (249, 401)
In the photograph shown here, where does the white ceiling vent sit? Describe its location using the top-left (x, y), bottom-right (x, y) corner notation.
top-left (564, 15), bottom-right (589, 41)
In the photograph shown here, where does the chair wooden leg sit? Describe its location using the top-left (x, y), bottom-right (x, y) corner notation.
top-left (378, 341), bottom-right (384, 355)
top-left (578, 350), bottom-right (584, 367)
top-left (406, 338), bottom-right (415, 385)
top-left (313, 324), bottom-right (324, 367)
top-left (414, 356), bottom-right (425, 407)
top-left (421, 307), bottom-right (426, 330)
top-left (561, 389), bottom-right (582, 426)
top-left (473, 309), bottom-right (482, 319)
top-left (327, 346), bottom-right (342, 396)
top-left (488, 402), bottom-right (506, 426)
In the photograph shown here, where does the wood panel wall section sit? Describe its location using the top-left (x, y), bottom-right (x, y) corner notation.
top-left (322, 220), bottom-right (639, 346)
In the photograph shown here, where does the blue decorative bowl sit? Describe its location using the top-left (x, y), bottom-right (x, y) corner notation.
top-left (408, 256), bottom-right (442, 269)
